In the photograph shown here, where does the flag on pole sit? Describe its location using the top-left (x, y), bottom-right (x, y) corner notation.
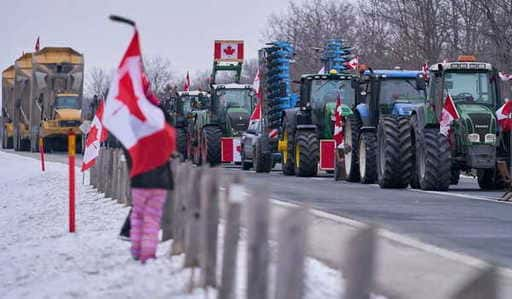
top-left (439, 94), bottom-right (460, 136)
top-left (497, 100), bottom-right (512, 132)
top-left (103, 30), bottom-right (175, 177)
top-left (253, 69), bottom-right (261, 100)
top-left (346, 56), bottom-right (359, 70)
top-left (82, 101), bottom-right (108, 171)
top-left (421, 63), bottom-right (429, 81)
top-left (499, 72), bottom-right (512, 81)
top-left (183, 72), bottom-right (191, 91)
top-left (333, 93), bottom-right (344, 148)
top-left (318, 66), bottom-right (325, 74)
top-left (35, 36), bottom-right (40, 51)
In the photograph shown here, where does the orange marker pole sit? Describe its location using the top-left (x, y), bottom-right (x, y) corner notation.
top-left (68, 131), bottom-right (76, 233)
top-left (39, 137), bottom-right (45, 172)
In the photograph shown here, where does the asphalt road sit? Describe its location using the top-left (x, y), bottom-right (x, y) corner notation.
top-left (224, 165), bottom-right (512, 269)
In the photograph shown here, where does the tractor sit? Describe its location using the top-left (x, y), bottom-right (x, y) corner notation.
top-left (351, 69), bottom-right (426, 187)
top-left (410, 55), bottom-right (504, 190)
top-left (187, 40), bottom-right (256, 166)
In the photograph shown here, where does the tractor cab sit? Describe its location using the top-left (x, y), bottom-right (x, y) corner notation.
top-left (211, 83), bottom-right (256, 136)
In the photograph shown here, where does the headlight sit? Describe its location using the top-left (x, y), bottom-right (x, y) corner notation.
top-left (467, 133), bottom-right (480, 143)
top-left (485, 133), bottom-right (496, 144)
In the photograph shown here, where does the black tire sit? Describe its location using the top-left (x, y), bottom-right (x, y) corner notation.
top-left (281, 119), bottom-right (295, 176)
top-left (254, 136), bottom-right (272, 173)
top-left (450, 166), bottom-right (460, 185)
top-left (177, 128), bottom-right (187, 160)
top-left (344, 114), bottom-right (362, 182)
top-left (294, 130), bottom-right (319, 177)
top-left (416, 128), bottom-right (451, 191)
top-left (359, 131), bottom-right (377, 184)
top-left (409, 115), bottom-right (421, 189)
top-left (6, 137), bottom-right (13, 149)
top-left (477, 169), bottom-right (496, 190)
top-left (201, 126), bottom-right (222, 166)
top-left (241, 147), bottom-right (252, 170)
top-left (377, 117), bottom-right (412, 188)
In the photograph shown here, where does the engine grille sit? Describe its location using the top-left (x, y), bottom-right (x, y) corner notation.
top-left (59, 120), bottom-right (81, 127)
top-left (467, 113), bottom-right (492, 140)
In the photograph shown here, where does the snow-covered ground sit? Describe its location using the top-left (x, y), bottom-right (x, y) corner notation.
top-left (0, 151), bottom-right (355, 298)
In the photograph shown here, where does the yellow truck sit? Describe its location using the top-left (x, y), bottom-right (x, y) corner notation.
top-left (1, 65), bottom-right (15, 149)
top-left (13, 53), bottom-right (33, 151)
top-left (29, 47), bottom-right (84, 152)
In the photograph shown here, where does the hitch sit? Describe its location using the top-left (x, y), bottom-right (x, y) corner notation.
top-left (497, 161), bottom-right (512, 201)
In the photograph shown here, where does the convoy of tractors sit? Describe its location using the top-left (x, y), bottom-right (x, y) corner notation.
top-left (1, 39), bottom-right (508, 192)
top-left (1, 47), bottom-right (84, 153)
top-left (169, 39), bottom-right (509, 192)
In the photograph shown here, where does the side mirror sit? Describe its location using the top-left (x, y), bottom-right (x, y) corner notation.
top-left (416, 77), bottom-right (426, 90)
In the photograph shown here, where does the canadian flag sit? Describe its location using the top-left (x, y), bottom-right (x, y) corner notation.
top-left (345, 56), bottom-right (359, 70)
top-left (333, 93), bottom-right (344, 148)
top-left (250, 101), bottom-right (262, 122)
top-left (103, 30), bottom-right (175, 177)
top-left (221, 138), bottom-right (241, 163)
top-left (214, 40), bottom-right (244, 61)
top-left (253, 69), bottom-right (261, 100)
top-left (183, 72), bottom-right (191, 91)
top-left (499, 72), bottom-right (512, 81)
top-left (318, 66), bottom-right (325, 74)
top-left (35, 36), bottom-right (40, 51)
top-left (421, 63), bottom-right (429, 80)
top-left (81, 101), bottom-right (109, 171)
top-left (496, 100), bottom-right (512, 132)
top-left (439, 94), bottom-right (460, 136)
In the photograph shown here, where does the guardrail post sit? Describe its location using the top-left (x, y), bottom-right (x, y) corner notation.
top-left (111, 149), bottom-right (119, 200)
top-left (247, 188), bottom-right (270, 299)
top-left (161, 159), bottom-right (177, 242)
top-left (171, 162), bottom-right (190, 255)
top-left (274, 206), bottom-right (308, 299)
top-left (451, 266), bottom-right (497, 299)
top-left (106, 148), bottom-right (115, 199)
top-left (184, 166), bottom-right (203, 267)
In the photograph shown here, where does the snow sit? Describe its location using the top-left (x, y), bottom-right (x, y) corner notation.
top-left (0, 150), bottom-right (377, 298)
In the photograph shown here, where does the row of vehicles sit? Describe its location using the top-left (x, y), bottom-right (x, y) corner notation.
top-left (169, 39), bottom-right (509, 191)
top-left (1, 47), bottom-right (84, 152)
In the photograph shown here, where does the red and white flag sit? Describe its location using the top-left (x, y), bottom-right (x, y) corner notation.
top-left (249, 101), bottom-right (262, 122)
top-left (499, 72), bottom-right (512, 81)
top-left (333, 93), bottom-right (344, 148)
top-left (221, 138), bottom-right (241, 163)
top-left (82, 101), bottom-right (108, 171)
top-left (421, 63), bottom-right (429, 80)
top-left (103, 30), bottom-right (175, 177)
top-left (253, 69), bottom-right (261, 100)
top-left (497, 100), bottom-right (512, 132)
top-left (183, 72), bottom-right (191, 91)
top-left (318, 66), bottom-right (325, 74)
top-left (214, 40), bottom-right (244, 61)
top-left (35, 36), bottom-right (40, 51)
top-left (439, 94), bottom-right (460, 136)
top-left (345, 56), bottom-right (359, 70)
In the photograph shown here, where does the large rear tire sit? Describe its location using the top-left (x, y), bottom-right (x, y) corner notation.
top-left (344, 114), bottom-right (362, 182)
top-left (201, 126), bottom-right (222, 166)
top-left (294, 130), bottom-right (319, 177)
top-left (359, 131), bottom-right (377, 184)
top-left (254, 136), bottom-right (272, 173)
top-left (281, 120), bottom-right (295, 176)
top-left (377, 117), bottom-right (412, 188)
top-left (416, 128), bottom-right (451, 191)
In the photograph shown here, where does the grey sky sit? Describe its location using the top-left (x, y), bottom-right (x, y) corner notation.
top-left (0, 0), bottom-right (293, 105)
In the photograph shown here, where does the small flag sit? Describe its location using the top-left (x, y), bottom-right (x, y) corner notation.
top-left (333, 92), bottom-right (344, 148)
top-left (497, 100), bottom-right (512, 132)
top-left (35, 36), bottom-right (40, 51)
top-left (82, 101), bottom-right (108, 171)
top-left (345, 56), bottom-right (359, 70)
top-left (421, 63), bottom-right (429, 81)
top-left (253, 69), bottom-right (261, 99)
top-left (318, 66), bottom-right (325, 74)
top-left (499, 72), bottom-right (512, 81)
top-left (439, 94), bottom-right (460, 136)
top-left (183, 72), bottom-right (191, 91)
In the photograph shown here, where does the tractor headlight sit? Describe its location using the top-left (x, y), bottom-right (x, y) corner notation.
top-left (467, 133), bottom-right (480, 143)
top-left (485, 133), bottom-right (496, 144)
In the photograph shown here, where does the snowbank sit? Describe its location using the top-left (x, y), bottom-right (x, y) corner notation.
top-left (0, 151), bottom-right (350, 298)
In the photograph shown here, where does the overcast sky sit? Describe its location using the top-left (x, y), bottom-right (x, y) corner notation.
top-left (0, 0), bottom-right (294, 105)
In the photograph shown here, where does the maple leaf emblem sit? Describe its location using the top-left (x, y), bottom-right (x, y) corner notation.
top-left (224, 46), bottom-right (236, 56)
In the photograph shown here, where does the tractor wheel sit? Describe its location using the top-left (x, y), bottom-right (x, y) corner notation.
top-left (477, 169), bottom-right (496, 190)
top-left (254, 136), bottom-right (272, 173)
top-left (344, 114), bottom-right (362, 182)
top-left (177, 127), bottom-right (187, 161)
top-left (6, 137), bottom-right (13, 149)
top-left (416, 128), bottom-right (451, 191)
top-left (294, 130), bottom-right (319, 177)
top-left (358, 131), bottom-right (377, 184)
top-left (201, 126), bottom-right (222, 166)
top-left (1, 131), bottom-right (6, 149)
top-left (377, 117), bottom-right (412, 188)
top-left (280, 120), bottom-right (295, 176)
top-left (450, 166), bottom-right (460, 185)
top-left (241, 149), bottom-right (252, 170)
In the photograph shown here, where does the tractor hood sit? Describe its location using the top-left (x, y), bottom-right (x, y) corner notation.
top-left (54, 108), bottom-right (81, 120)
top-left (455, 103), bottom-right (497, 138)
top-left (227, 107), bottom-right (250, 134)
top-left (391, 102), bottom-right (420, 116)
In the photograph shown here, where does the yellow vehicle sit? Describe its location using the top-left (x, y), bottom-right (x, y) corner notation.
top-left (30, 47), bottom-right (84, 152)
top-left (13, 53), bottom-right (33, 151)
top-left (1, 65), bottom-right (15, 149)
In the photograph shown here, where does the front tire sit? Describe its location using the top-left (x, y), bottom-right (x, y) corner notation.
top-left (294, 130), bottom-right (318, 177)
top-left (359, 131), bottom-right (377, 184)
top-left (416, 128), bottom-right (451, 191)
top-left (201, 126), bottom-right (222, 166)
top-left (254, 136), bottom-right (272, 173)
top-left (344, 114), bottom-right (362, 182)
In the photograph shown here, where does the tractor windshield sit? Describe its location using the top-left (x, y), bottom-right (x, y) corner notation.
top-left (380, 79), bottom-right (424, 104)
top-left (218, 89), bottom-right (253, 113)
top-left (310, 79), bottom-right (354, 109)
top-left (55, 96), bottom-right (80, 109)
top-left (444, 72), bottom-right (496, 105)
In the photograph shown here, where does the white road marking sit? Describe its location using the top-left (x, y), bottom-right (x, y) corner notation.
top-left (409, 189), bottom-right (512, 205)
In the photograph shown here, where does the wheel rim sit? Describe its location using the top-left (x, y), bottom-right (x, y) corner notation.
top-left (359, 137), bottom-right (366, 179)
top-left (283, 131), bottom-right (288, 163)
top-left (295, 143), bottom-right (300, 169)
top-left (344, 121), bottom-right (352, 173)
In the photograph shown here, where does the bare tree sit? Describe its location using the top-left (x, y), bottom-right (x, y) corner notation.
top-left (143, 55), bottom-right (175, 98)
top-left (241, 58), bottom-right (259, 84)
top-left (85, 67), bottom-right (111, 99)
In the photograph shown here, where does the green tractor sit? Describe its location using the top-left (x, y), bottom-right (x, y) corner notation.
top-left (278, 71), bottom-right (357, 176)
top-left (187, 41), bottom-right (256, 166)
top-left (411, 55), bottom-right (504, 190)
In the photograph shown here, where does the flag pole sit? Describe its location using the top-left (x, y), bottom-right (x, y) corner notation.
top-left (109, 15), bottom-right (136, 27)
